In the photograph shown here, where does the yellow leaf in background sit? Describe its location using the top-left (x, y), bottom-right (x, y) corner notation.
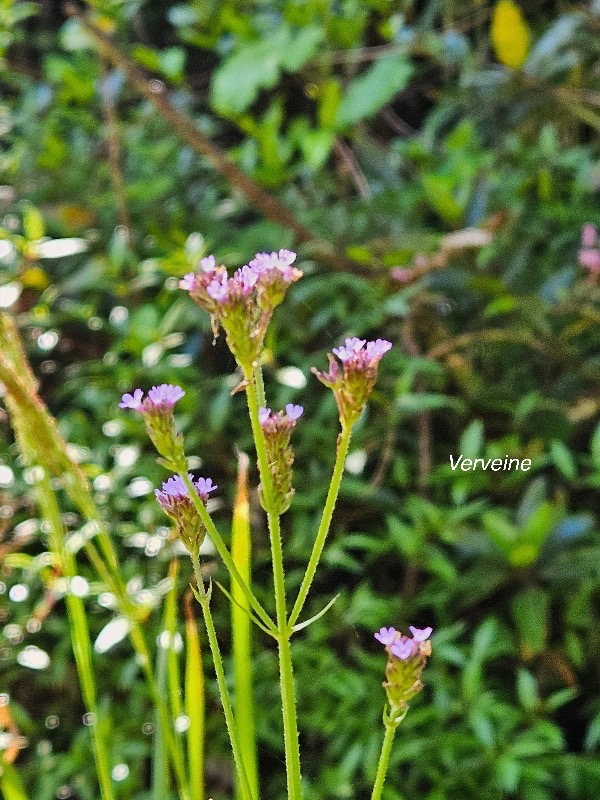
top-left (491, 0), bottom-right (530, 69)
top-left (56, 204), bottom-right (96, 232)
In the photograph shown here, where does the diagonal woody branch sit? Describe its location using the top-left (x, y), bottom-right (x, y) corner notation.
top-left (65, 3), bottom-right (370, 276)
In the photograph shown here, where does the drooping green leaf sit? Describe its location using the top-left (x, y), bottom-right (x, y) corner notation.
top-left (334, 55), bottom-right (413, 129)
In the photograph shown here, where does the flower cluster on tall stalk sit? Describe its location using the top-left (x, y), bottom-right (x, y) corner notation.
top-left (118, 249), bottom-right (430, 800)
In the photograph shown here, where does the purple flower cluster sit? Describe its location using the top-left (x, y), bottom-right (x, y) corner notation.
top-left (374, 625), bottom-right (433, 660)
top-left (155, 473), bottom-right (217, 553)
top-left (313, 337), bottom-right (392, 427)
top-left (179, 250), bottom-right (303, 373)
top-left (579, 223), bottom-right (600, 276)
top-left (155, 473), bottom-right (217, 512)
top-left (119, 384), bottom-right (185, 413)
top-left (256, 404), bottom-right (303, 514)
top-left (375, 624), bottom-right (433, 713)
top-left (119, 384), bottom-right (185, 465)
top-left (259, 403), bottom-right (304, 428)
top-left (332, 337), bottom-right (392, 367)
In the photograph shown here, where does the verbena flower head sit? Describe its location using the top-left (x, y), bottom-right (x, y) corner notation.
top-left (179, 250), bottom-right (302, 374)
top-left (579, 224), bottom-right (600, 277)
top-left (155, 473), bottom-right (217, 552)
top-left (257, 404), bottom-right (303, 514)
top-left (119, 384), bottom-right (185, 412)
top-left (375, 624), bottom-right (432, 715)
top-left (119, 385), bottom-right (185, 468)
top-left (312, 337), bottom-right (392, 428)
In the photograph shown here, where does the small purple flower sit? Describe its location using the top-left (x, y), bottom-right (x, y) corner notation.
top-left (155, 473), bottom-right (217, 510)
top-left (248, 252), bottom-right (274, 273)
top-left (332, 337), bottom-right (366, 362)
top-left (579, 248), bottom-right (600, 274)
top-left (195, 476), bottom-right (217, 498)
top-left (200, 255), bottom-right (216, 272)
top-left (409, 626), bottom-right (433, 642)
top-left (366, 339), bottom-right (393, 361)
top-left (147, 384), bottom-right (185, 407)
top-left (391, 267), bottom-right (412, 283)
top-left (179, 273), bottom-right (196, 291)
top-left (285, 403), bottom-right (303, 421)
top-left (332, 337), bottom-right (392, 368)
top-left (232, 264), bottom-right (259, 296)
top-left (155, 474), bottom-right (188, 504)
top-left (249, 249), bottom-right (297, 275)
top-left (259, 407), bottom-right (271, 426)
top-left (390, 638), bottom-right (415, 660)
top-left (119, 388), bottom-right (144, 411)
top-left (374, 627), bottom-right (397, 646)
top-left (207, 272), bottom-right (229, 302)
top-left (582, 224), bottom-right (597, 248)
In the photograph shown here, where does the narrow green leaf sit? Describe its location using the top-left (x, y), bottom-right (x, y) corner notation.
top-left (0, 762), bottom-right (29, 800)
top-left (185, 593), bottom-right (205, 800)
top-left (291, 594), bottom-right (340, 633)
top-left (231, 453), bottom-right (259, 800)
top-left (511, 586), bottom-right (549, 657)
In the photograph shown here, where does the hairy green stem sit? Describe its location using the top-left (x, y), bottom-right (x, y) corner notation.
top-left (288, 424), bottom-right (352, 629)
top-left (190, 553), bottom-right (255, 800)
top-left (246, 373), bottom-right (304, 800)
top-left (371, 718), bottom-right (399, 800)
top-left (178, 471), bottom-right (276, 636)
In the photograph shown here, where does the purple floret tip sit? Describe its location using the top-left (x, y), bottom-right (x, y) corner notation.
top-left (147, 384), bottom-right (185, 407)
top-left (390, 639), bottom-right (414, 660)
top-left (119, 388), bottom-right (144, 411)
top-left (200, 255), bottom-right (216, 272)
top-left (374, 626), bottom-right (397, 646)
top-left (180, 273), bottom-right (196, 291)
top-left (259, 407), bottom-right (271, 425)
top-left (409, 626), bottom-right (433, 642)
top-left (285, 403), bottom-right (303, 421)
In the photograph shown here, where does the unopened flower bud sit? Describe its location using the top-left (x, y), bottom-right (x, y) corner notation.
top-left (374, 625), bottom-right (432, 716)
top-left (258, 403), bottom-right (303, 514)
top-left (155, 473), bottom-right (217, 552)
top-left (119, 384), bottom-right (185, 467)
top-left (312, 337), bottom-right (392, 428)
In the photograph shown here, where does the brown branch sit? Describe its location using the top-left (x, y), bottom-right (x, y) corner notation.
top-left (99, 59), bottom-right (131, 232)
top-left (334, 138), bottom-right (371, 198)
top-left (401, 312), bottom-right (432, 497)
top-left (65, 4), bottom-right (371, 276)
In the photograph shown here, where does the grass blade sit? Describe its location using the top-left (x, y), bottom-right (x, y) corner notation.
top-left (231, 452), bottom-right (259, 800)
top-left (185, 591), bottom-right (205, 800)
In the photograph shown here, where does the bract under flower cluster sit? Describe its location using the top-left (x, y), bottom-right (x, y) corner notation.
top-left (180, 250), bottom-right (302, 374)
top-left (155, 473), bottom-right (217, 552)
top-left (374, 625), bottom-right (432, 715)
top-left (119, 384), bottom-right (186, 466)
top-left (258, 403), bottom-right (303, 514)
top-left (312, 337), bottom-right (392, 427)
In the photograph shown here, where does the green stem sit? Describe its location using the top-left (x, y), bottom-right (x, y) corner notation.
top-left (178, 471), bottom-right (276, 636)
top-left (288, 423), bottom-right (352, 629)
top-left (246, 374), bottom-right (303, 800)
top-left (37, 474), bottom-right (115, 800)
top-left (268, 512), bottom-right (304, 800)
top-left (370, 715), bottom-right (400, 800)
top-left (254, 362), bottom-right (267, 408)
top-left (190, 553), bottom-right (255, 800)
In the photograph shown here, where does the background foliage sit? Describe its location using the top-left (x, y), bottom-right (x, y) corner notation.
top-left (2, 1), bottom-right (600, 798)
